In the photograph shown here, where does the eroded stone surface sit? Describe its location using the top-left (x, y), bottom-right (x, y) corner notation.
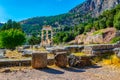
top-left (32, 52), bottom-right (47, 69)
top-left (55, 52), bottom-right (68, 67)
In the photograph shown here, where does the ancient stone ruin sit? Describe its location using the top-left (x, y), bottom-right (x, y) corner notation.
top-left (32, 52), bottom-right (47, 69)
top-left (41, 25), bottom-right (53, 47)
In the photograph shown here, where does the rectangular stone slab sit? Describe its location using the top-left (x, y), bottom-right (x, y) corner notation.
top-left (32, 52), bottom-right (47, 69)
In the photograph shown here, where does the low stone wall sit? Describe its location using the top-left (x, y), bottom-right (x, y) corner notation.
top-left (0, 59), bottom-right (31, 67)
top-left (83, 43), bottom-right (120, 56)
top-left (46, 45), bottom-right (84, 55)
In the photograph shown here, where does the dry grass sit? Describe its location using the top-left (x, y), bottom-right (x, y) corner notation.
top-left (5, 47), bottom-right (48, 59)
top-left (73, 52), bottom-right (89, 56)
top-left (28, 47), bottom-right (47, 52)
top-left (5, 50), bottom-right (25, 59)
top-left (5, 50), bottom-right (29, 59)
top-left (101, 55), bottom-right (120, 67)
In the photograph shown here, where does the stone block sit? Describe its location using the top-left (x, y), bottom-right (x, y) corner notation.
top-left (32, 52), bottom-right (47, 69)
top-left (68, 55), bottom-right (92, 67)
top-left (55, 52), bottom-right (68, 67)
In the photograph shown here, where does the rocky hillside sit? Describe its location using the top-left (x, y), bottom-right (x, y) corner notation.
top-left (20, 0), bottom-right (120, 34)
top-left (70, 0), bottom-right (120, 17)
top-left (69, 28), bottom-right (118, 45)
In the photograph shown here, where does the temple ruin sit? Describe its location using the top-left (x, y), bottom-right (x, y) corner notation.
top-left (40, 25), bottom-right (53, 47)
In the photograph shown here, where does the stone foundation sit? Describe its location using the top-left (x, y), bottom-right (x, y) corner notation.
top-left (0, 59), bottom-right (31, 67)
top-left (83, 43), bottom-right (120, 56)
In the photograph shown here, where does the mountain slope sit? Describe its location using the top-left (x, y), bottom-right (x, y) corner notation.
top-left (20, 0), bottom-right (120, 34)
top-left (70, 0), bottom-right (120, 17)
top-left (0, 23), bottom-right (3, 27)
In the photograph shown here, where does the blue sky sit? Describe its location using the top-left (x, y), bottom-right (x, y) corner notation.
top-left (0, 0), bottom-right (85, 22)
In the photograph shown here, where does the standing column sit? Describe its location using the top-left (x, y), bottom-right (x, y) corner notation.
top-left (46, 30), bottom-right (48, 40)
top-left (41, 30), bottom-right (44, 40)
top-left (50, 30), bottom-right (53, 46)
top-left (51, 30), bottom-right (53, 40)
top-left (41, 30), bottom-right (44, 46)
top-left (46, 30), bottom-right (49, 46)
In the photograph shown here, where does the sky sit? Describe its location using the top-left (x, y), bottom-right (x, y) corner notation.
top-left (0, 0), bottom-right (85, 23)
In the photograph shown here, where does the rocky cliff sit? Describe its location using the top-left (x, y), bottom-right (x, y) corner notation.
top-left (70, 0), bottom-right (120, 17)
top-left (69, 28), bottom-right (117, 45)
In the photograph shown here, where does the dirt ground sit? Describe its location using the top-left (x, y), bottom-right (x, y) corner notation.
top-left (0, 65), bottom-right (120, 80)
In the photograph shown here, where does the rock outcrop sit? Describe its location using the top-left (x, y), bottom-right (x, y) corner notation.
top-left (73, 28), bottom-right (116, 45)
top-left (70, 0), bottom-right (120, 17)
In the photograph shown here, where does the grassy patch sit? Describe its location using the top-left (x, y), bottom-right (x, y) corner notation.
top-left (110, 37), bottom-right (120, 44)
top-left (92, 30), bottom-right (103, 35)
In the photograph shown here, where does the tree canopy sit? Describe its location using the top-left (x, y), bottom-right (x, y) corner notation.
top-left (0, 29), bottom-right (26, 49)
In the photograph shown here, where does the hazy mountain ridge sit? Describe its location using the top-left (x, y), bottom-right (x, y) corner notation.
top-left (0, 23), bottom-right (3, 27)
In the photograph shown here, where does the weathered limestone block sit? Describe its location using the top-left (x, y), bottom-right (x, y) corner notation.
top-left (32, 52), bottom-right (47, 69)
top-left (116, 44), bottom-right (120, 48)
top-left (55, 52), bottom-right (68, 67)
top-left (90, 44), bottom-right (114, 50)
top-left (47, 59), bottom-right (55, 66)
top-left (113, 48), bottom-right (120, 58)
top-left (113, 48), bottom-right (120, 54)
top-left (117, 51), bottom-right (120, 58)
top-left (0, 49), bottom-right (6, 59)
top-left (52, 49), bottom-right (68, 55)
top-left (79, 56), bottom-right (92, 66)
top-left (68, 55), bottom-right (92, 67)
top-left (68, 55), bottom-right (77, 67)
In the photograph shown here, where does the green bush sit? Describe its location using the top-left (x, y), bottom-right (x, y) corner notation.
top-left (28, 36), bottom-right (41, 45)
top-left (0, 29), bottom-right (26, 49)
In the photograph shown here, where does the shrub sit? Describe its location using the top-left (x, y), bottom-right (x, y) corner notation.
top-left (0, 29), bottom-right (26, 49)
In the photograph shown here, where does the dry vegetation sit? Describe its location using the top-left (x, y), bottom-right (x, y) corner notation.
top-left (101, 55), bottom-right (120, 67)
top-left (4, 47), bottom-right (48, 59)
top-left (73, 52), bottom-right (90, 56)
top-left (5, 50), bottom-right (26, 59)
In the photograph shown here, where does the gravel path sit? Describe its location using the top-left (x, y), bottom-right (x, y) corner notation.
top-left (0, 65), bottom-right (120, 80)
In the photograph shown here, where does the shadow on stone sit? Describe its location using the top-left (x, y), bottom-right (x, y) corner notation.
top-left (61, 67), bottom-right (85, 73)
top-left (37, 67), bottom-right (64, 74)
top-left (83, 65), bottom-right (102, 69)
